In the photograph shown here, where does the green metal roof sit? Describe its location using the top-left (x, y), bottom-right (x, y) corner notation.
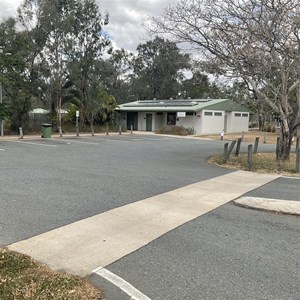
top-left (116, 99), bottom-right (251, 113)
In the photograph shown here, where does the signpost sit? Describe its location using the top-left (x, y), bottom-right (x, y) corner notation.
top-left (76, 110), bottom-right (79, 137)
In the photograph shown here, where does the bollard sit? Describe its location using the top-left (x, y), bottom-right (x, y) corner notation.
top-left (130, 125), bottom-right (133, 134)
top-left (241, 131), bottom-right (245, 142)
top-left (223, 142), bottom-right (229, 163)
top-left (59, 126), bottom-right (63, 137)
top-left (119, 126), bottom-right (122, 135)
top-left (220, 129), bottom-right (224, 140)
top-left (263, 132), bottom-right (267, 144)
top-left (76, 114), bottom-right (79, 137)
top-left (19, 127), bottom-right (23, 139)
top-left (235, 138), bottom-right (242, 156)
top-left (296, 148), bottom-right (300, 173)
top-left (253, 137), bottom-right (259, 154)
top-left (248, 145), bottom-right (253, 171)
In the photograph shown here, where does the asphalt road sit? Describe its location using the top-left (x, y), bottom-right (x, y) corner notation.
top-left (1, 134), bottom-right (234, 245)
top-left (91, 202), bottom-right (300, 300)
top-left (1, 134), bottom-right (299, 299)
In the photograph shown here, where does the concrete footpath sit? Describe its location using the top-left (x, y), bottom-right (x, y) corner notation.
top-left (9, 170), bottom-right (282, 277)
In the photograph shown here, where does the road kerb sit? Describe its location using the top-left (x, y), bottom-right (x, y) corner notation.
top-left (234, 197), bottom-right (300, 216)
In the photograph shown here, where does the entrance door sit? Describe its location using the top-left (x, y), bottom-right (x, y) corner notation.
top-left (146, 114), bottom-right (152, 131)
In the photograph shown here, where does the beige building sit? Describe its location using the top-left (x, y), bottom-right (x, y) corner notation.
top-left (117, 99), bottom-right (251, 135)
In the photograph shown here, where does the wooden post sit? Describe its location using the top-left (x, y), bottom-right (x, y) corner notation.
top-left (119, 126), bottom-right (122, 135)
top-left (235, 138), bottom-right (242, 156)
top-left (223, 143), bottom-right (229, 163)
top-left (248, 145), bottom-right (253, 171)
top-left (276, 137), bottom-right (280, 161)
top-left (253, 137), bottom-right (259, 154)
top-left (227, 140), bottom-right (236, 157)
top-left (263, 131), bottom-right (267, 144)
top-left (296, 147), bottom-right (300, 173)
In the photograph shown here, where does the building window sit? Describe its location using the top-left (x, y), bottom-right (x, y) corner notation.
top-left (234, 113), bottom-right (241, 117)
top-left (167, 112), bottom-right (176, 125)
top-left (214, 112), bottom-right (222, 116)
top-left (242, 113), bottom-right (248, 117)
top-left (204, 111), bottom-right (213, 116)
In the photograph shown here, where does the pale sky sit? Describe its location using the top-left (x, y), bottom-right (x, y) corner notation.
top-left (0, 0), bottom-right (175, 51)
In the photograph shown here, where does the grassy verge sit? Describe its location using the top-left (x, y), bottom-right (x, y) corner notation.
top-left (210, 152), bottom-right (299, 175)
top-left (0, 247), bottom-right (103, 300)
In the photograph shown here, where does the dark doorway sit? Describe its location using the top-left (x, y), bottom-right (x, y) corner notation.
top-left (127, 112), bottom-right (138, 130)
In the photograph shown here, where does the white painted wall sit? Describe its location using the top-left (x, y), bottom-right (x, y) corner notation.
top-left (227, 111), bottom-right (249, 133)
top-left (155, 113), bottom-right (164, 130)
top-left (138, 112), bottom-right (146, 130)
top-left (201, 110), bottom-right (224, 134)
top-left (176, 115), bottom-right (194, 129)
top-left (138, 112), bottom-right (154, 131)
top-left (193, 113), bottom-right (202, 134)
top-left (126, 109), bottom-right (249, 134)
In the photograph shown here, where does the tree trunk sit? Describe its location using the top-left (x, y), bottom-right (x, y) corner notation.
top-left (278, 126), bottom-right (293, 161)
top-left (56, 94), bottom-right (62, 136)
top-left (91, 124), bottom-right (94, 136)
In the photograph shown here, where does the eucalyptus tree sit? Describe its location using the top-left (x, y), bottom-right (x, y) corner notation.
top-left (151, 0), bottom-right (300, 160)
top-left (131, 36), bottom-right (190, 100)
top-left (34, 0), bottom-right (80, 134)
top-left (101, 49), bottom-right (134, 103)
top-left (0, 14), bottom-right (46, 131)
top-left (66, 0), bottom-right (110, 126)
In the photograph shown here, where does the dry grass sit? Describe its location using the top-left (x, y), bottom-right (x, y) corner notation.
top-left (0, 247), bottom-right (103, 300)
top-left (210, 152), bottom-right (300, 177)
top-left (204, 130), bottom-right (300, 176)
top-left (200, 130), bottom-right (279, 144)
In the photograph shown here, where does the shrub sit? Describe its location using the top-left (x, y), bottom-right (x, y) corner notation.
top-left (156, 126), bottom-right (195, 135)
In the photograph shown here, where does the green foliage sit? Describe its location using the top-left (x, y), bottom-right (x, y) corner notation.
top-left (156, 126), bottom-right (194, 135)
top-left (131, 36), bottom-right (190, 100)
top-left (100, 91), bottom-right (117, 124)
top-left (0, 103), bottom-right (9, 119)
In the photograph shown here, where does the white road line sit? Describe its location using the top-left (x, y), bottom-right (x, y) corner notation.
top-left (53, 139), bottom-right (99, 145)
top-left (9, 141), bottom-right (57, 147)
top-left (93, 267), bottom-right (151, 300)
top-left (0, 148), bottom-right (5, 151)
